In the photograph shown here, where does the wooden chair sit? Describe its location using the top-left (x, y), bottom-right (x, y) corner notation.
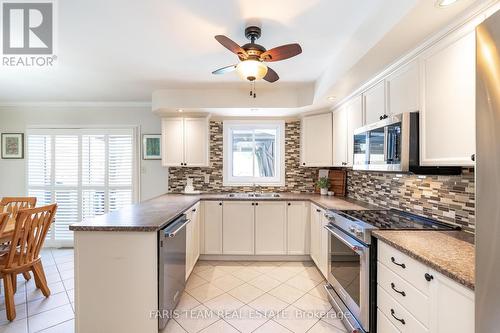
top-left (0, 197), bottom-right (37, 281)
top-left (0, 197), bottom-right (37, 218)
top-left (0, 204), bottom-right (57, 321)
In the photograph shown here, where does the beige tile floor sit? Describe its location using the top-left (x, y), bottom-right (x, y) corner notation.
top-left (0, 253), bottom-right (348, 333)
top-left (164, 261), bottom-right (348, 333)
top-left (0, 248), bottom-right (75, 333)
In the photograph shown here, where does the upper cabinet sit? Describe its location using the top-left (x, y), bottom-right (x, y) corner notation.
top-left (346, 96), bottom-right (363, 167)
top-left (332, 95), bottom-right (363, 167)
top-left (301, 113), bottom-right (333, 167)
top-left (332, 106), bottom-right (348, 167)
top-left (363, 80), bottom-right (386, 124)
top-left (419, 30), bottom-right (476, 166)
top-left (161, 117), bottom-right (209, 167)
top-left (386, 60), bottom-right (420, 115)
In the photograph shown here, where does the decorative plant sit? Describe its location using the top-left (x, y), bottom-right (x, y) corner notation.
top-left (316, 177), bottom-right (329, 189)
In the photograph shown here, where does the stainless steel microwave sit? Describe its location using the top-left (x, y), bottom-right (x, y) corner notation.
top-left (352, 112), bottom-right (461, 174)
top-left (353, 112), bottom-right (413, 172)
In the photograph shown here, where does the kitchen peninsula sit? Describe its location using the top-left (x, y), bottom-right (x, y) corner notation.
top-left (70, 193), bottom-right (373, 333)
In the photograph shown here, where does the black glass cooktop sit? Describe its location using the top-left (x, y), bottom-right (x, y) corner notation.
top-left (335, 209), bottom-right (460, 230)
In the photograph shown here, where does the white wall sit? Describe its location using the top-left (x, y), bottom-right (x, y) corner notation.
top-left (0, 104), bottom-right (168, 201)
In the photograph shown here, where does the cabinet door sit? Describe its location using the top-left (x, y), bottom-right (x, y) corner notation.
top-left (310, 204), bottom-right (321, 266)
top-left (363, 80), bottom-right (386, 125)
top-left (223, 201), bottom-right (255, 255)
top-left (255, 202), bottom-right (287, 255)
top-left (287, 202), bottom-right (310, 255)
top-left (161, 118), bottom-right (184, 167)
top-left (184, 118), bottom-right (209, 167)
top-left (319, 211), bottom-right (329, 278)
top-left (420, 30), bottom-right (475, 166)
top-left (429, 270), bottom-right (474, 333)
top-left (191, 203), bottom-right (200, 262)
top-left (387, 60), bottom-right (419, 115)
top-left (346, 96), bottom-right (363, 166)
top-left (332, 107), bottom-right (348, 167)
top-left (301, 113), bottom-right (333, 166)
top-left (203, 201), bottom-right (223, 254)
top-left (185, 209), bottom-right (194, 279)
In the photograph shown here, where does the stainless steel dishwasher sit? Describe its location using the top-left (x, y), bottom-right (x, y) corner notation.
top-left (158, 214), bottom-right (190, 330)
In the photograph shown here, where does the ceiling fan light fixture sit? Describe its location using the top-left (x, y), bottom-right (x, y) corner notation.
top-left (236, 60), bottom-right (268, 81)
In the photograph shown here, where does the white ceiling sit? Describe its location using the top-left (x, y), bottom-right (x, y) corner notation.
top-left (0, 0), bottom-right (491, 112)
top-left (0, 0), bottom-right (417, 103)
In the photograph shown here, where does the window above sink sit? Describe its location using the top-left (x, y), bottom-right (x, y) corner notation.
top-left (223, 120), bottom-right (285, 187)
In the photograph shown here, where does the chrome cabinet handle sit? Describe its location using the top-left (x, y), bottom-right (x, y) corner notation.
top-left (391, 283), bottom-right (406, 297)
top-left (391, 257), bottom-right (406, 269)
top-left (390, 309), bottom-right (406, 325)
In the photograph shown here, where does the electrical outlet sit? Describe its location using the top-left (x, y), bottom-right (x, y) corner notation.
top-left (204, 174), bottom-right (210, 184)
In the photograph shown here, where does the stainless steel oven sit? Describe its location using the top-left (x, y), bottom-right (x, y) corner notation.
top-left (324, 223), bottom-right (370, 332)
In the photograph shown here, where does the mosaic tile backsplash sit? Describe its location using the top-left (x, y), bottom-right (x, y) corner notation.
top-left (168, 120), bottom-right (475, 231)
top-left (347, 169), bottom-right (475, 232)
top-left (168, 121), bottom-right (321, 193)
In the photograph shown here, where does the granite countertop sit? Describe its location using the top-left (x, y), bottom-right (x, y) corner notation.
top-left (69, 192), bottom-right (378, 232)
top-left (373, 230), bottom-right (475, 290)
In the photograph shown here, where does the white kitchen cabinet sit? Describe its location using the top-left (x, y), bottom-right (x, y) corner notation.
top-left (185, 202), bottom-right (200, 279)
top-left (161, 118), bottom-right (184, 167)
top-left (318, 211), bottom-right (329, 278)
top-left (202, 201), bottom-right (223, 255)
top-left (287, 201), bottom-right (310, 255)
top-left (419, 30), bottom-right (475, 166)
top-left (363, 80), bottom-right (386, 125)
top-left (377, 241), bottom-right (474, 333)
top-left (310, 204), bottom-right (321, 266)
top-left (184, 118), bottom-right (209, 167)
top-left (161, 117), bottom-right (209, 167)
top-left (346, 96), bottom-right (364, 166)
top-left (386, 60), bottom-right (420, 115)
top-left (255, 201), bottom-right (287, 255)
top-left (429, 270), bottom-right (474, 333)
top-left (332, 106), bottom-right (348, 167)
top-left (223, 201), bottom-right (255, 255)
top-left (301, 113), bottom-right (333, 167)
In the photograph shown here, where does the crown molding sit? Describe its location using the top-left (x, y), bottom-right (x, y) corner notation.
top-left (0, 101), bottom-right (152, 110)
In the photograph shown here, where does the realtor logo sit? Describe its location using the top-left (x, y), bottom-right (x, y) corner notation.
top-left (2, 2), bottom-right (53, 54)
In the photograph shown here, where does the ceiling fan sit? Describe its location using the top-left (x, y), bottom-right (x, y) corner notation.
top-left (212, 26), bottom-right (302, 84)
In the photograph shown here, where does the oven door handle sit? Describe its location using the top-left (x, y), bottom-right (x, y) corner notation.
top-left (323, 224), bottom-right (367, 255)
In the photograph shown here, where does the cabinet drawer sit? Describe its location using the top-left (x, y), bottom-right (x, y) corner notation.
top-left (377, 309), bottom-right (401, 333)
top-left (378, 262), bottom-right (429, 327)
top-left (378, 286), bottom-right (428, 333)
top-left (378, 241), bottom-right (431, 295)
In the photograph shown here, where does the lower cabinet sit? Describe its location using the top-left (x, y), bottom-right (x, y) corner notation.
top-left (287, 201), bottom-right (310, 255)
top-left (203, 201), bottom-right (223, 254)
top-left (255, 202), bottom-right (287, 255)
top-left (377, 241), bottom-right (474, 333)
top-left (222, 201), bottom-right (255, 255)
top-left (310, 203), bottom-right (328, 277)
top-left (185, 202), bottom-right (200, 279)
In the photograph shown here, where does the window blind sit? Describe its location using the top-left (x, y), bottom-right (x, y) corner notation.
top-left (27, 129), bottom-right (136, 246)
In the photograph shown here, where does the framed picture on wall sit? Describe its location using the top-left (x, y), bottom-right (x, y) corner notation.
top-left (1, 133), bottom-right (24, 159)
top-left (142, 134), bottom-right (161, 160)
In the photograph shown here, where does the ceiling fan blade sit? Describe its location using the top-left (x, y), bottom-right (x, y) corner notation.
top-left (214, 35), bottom-right (248, 59)
top-left (260, 43), bottom-right (302, 62)
top-left (212, 65), bottom-right (237, 75)
top-left (263, 67), bottom-right (279, 83)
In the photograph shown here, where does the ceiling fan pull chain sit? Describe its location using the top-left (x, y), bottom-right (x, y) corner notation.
top-left (253, 81), bottom-right (256, 98)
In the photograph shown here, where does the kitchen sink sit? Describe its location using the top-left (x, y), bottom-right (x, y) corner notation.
top-left (226, 192), bottom-right (280, 198)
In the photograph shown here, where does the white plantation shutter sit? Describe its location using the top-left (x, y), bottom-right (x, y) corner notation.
top-left (27, 128), bottom-right (136, 246)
